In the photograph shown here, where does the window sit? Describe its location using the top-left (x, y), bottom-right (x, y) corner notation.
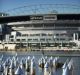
top-left (40, 38), bottom-right (45, 41)
top-left (10, 35), bottom-right (14, 38)
top-left (22, 34), bottom-right (26, 36)
top-left (11, 39), bottom-right (14, 42)
top-left (55, 38), bottom-right (59, 41)
top-left (22, 39), bottom-right (26, 42)
top-left (17, 39), bottom-right (20, 41)
top-left (44, 24), bottom-right (53, 27)
top-left (26, 34), bottom-right (28, 36)
top-left (60, 38), bottom-right (65, 40)
top-left (33, 39), bottom-right (38, 41)
top-left (30, 34), bottom-right (35, 36)
top-left (35, 34), bottom-right (40, 36)
top-left (48, 34), bottom-right (53, 36)
top-left (46, 39), bottom-right (52, 41)
top-left (56, 34), bottom-right (59, 36)
top-left (29, 34), bottom-right (40, 36)
top-left (45, 17), bottom-right (56, 19)
top-left (34, 24), bottom-right (42, 27)
top-left (42, 33), bottom-right (47, 36)
top-left (44, 15), bottom-right (57, 20)
top-left (28, 39), bottom-right (32, 41)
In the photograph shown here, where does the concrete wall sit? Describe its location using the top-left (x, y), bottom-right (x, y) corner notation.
top-left (0, 44), bottom-right (16, 50)
top-left (0, 44), bottom-right (3, 49)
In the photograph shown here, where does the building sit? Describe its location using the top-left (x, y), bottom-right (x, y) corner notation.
top-left (0, 12), bottom-right (9, 17)
top-left (0, 13), bottom-right (80, 50)
top-left (0, 13), bottom-right (10, 40)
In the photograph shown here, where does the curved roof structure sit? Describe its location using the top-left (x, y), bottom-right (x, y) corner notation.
top-left (3, 4), bottom-right (80, 16)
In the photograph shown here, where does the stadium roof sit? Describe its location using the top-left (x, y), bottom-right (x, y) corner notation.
top-left (0, 14), bottom-right (80, 24)
top-left (2, 4), bottom-right (80, 16)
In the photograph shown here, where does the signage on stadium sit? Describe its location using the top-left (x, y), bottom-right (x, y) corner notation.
top-left (30, 16), bottom-right (43, 20)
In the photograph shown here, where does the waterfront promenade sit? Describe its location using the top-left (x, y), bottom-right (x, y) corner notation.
top-left (0, 49), bottom-right (80, 57)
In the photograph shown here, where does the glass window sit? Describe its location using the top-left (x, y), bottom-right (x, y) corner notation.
top-left (45, 17), bottom-right (56, 19)
top-left (42, 33), bottom-right (47, 36)
top-left (30, 34), bottom-right (35, 36)
top-left (33, 39), bottom-right (38, 41)
top-left (60, 38), bottom-right (65, 40)
top-left (11, 39), bottom-right (14, 42)
top-left (28, 39), bottom-right (32, 41)
top-left (26, 34), bottom-right (28, 36)
top-left (46, 38), bottom-right (52, 41)
top-left (44, 24), bottom-right (53, 27)
top-left (56, 34), bottom-right (59, 36)
top-left (17, 39), bottom-right (20, 41)
top-left (22, 39), bottom-right (26, 42)
top-left (35, 34), bottom-right (40, 36)
top-left (55, 38), bottom-right (59, 41)
top-left (48, 34), bottom-right (53, 36)
top-left (40, 38), bottom-right (45, 41)
top-left (10, 35), bottom-right (14, 38)
top-left (34, 24), bottom-right (42, 27)
top-left (22, 34), bottom-right (26, 36)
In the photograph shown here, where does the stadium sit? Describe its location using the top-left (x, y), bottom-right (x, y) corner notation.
top-left (0, 4), bottom-right (80, 51)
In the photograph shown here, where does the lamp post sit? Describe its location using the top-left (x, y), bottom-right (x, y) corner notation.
top-left (26, 40), bottom-right (28, 51)
top-left (40, 41), bottom-right (44, 56)
top-left (39, 41), bottom-right (42, 50)
top-left (19, 39), bottom-right (23, 51)
top-left (53, 35), bottom-right (56, 48)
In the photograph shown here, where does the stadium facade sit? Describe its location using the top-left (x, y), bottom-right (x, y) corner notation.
top-left (0, 13), bottom-right (80, 50)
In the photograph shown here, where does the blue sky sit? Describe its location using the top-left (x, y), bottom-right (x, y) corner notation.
top-left (0, 0), bottom-right (80, 14)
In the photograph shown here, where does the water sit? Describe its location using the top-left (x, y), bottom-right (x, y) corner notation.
top-left (0, 51), bottom-right (80, 75)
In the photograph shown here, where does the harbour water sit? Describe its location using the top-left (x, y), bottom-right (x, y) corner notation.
top-left (0, 51), bottom-right (80, 75)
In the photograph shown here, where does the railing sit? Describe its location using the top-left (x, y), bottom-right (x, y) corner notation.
top-left (12, 26), bottom-right (79, 30)
top-left (7, 20), bottom-right (80, 26)
top-left (4, 40), bottom-right (72, 44)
